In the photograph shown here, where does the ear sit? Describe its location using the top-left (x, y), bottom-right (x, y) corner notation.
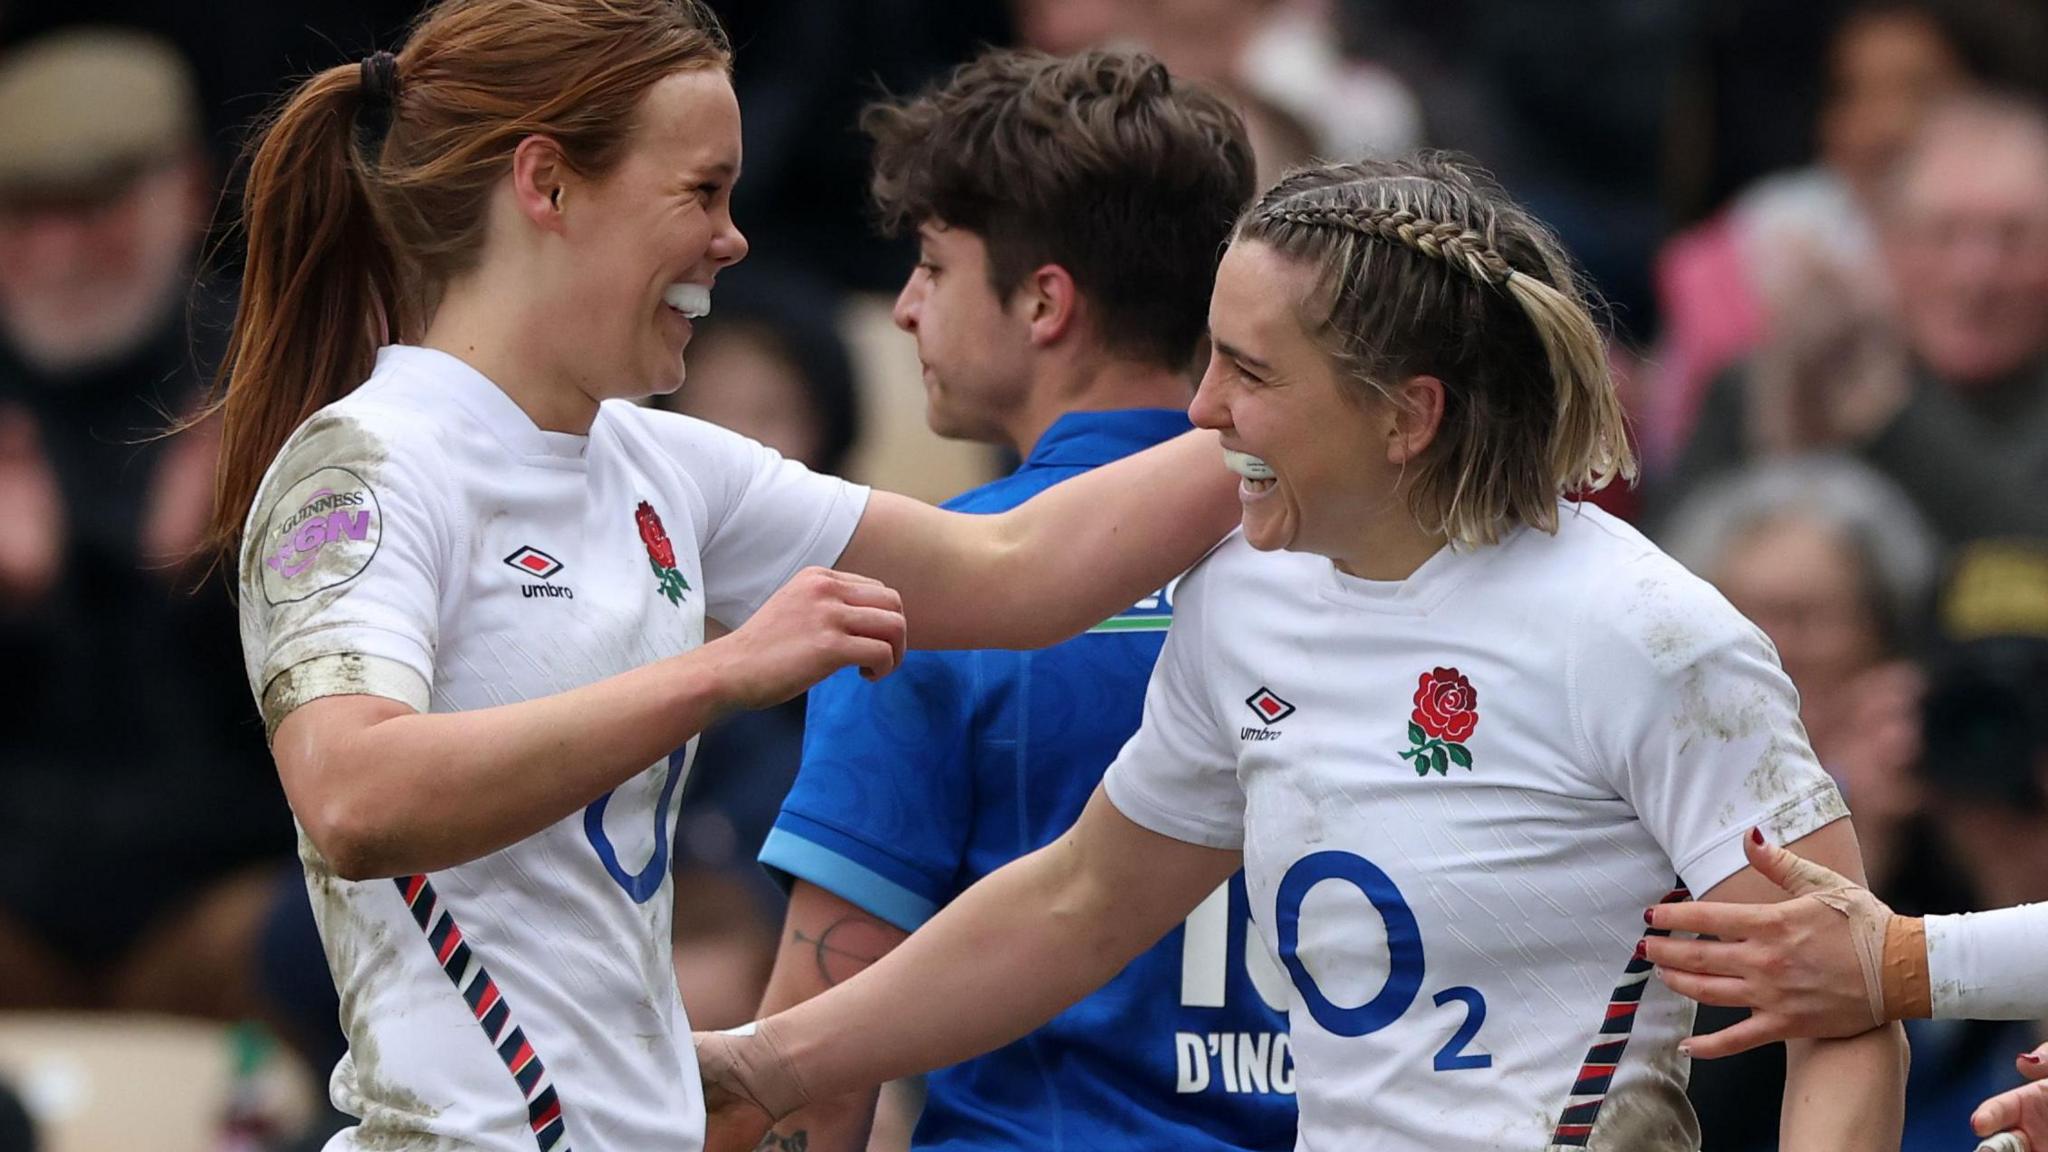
top-left (1384, 374), bottom-right (1446, 465)
top-left (1018, 263), bottom-right (1080, 348)
top-left (509, 136), bottom-right (571, 234)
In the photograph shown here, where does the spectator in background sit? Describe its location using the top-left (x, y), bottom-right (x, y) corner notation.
top-left (1649, 0), bottom-right (1971, 468)
top-left (1014, 0), bottom-right (1421, 164)
top-left (1663, 92), bottom-right (2048, 549)
top-left (651, 261), bottom-right (863, 1030)
top-left (0, 30), bottom-right (290, 1017)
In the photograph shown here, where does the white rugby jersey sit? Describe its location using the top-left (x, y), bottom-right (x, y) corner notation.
top-left (1103, 506), bottom-right (1848, 1152)
top-left (238, 345), bottom-right (868, 1152)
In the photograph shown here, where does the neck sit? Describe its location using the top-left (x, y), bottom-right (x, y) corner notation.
top-left (1330, 506), bottom-right (1450, 582)
top-left (422, 276), bottom-right (599, 434)
top-left (1004, 355), bottom-right (1191, 456)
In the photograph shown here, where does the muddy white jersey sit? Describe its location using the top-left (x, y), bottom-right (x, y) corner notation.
top-left (1103, 507), bottom-right (1847, 1152)
top-left (237, 345), bottom-right (868, 1152)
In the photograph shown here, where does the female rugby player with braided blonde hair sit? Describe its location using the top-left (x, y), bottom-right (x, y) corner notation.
top-left (697, 155), bottom-right (1908, 1152)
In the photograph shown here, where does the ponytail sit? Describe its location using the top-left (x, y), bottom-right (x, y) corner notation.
top-left (205, 62), bottom-right (406, 563)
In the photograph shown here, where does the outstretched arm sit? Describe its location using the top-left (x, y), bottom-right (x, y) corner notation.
top-left (836, 430), bottom-right (1235, 649)
top-left (696, 788), bottom-right (1240, 1151)
top-left (1675, 822), bottom-right (1907, 1152)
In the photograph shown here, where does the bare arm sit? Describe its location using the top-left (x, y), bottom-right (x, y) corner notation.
top-left (1688, 821), bottom-right (1907, 1152)
top-left (836, 430), bottom-right (1234, 649)
top-left (748, 882), bottom-right (909, 1152)
top-left (698, 788), bottom-right (1240, 1149)
top-left (274, 569), bottom-right (905, 880)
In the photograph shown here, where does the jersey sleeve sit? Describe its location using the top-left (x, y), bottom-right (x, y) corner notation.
top-left (237, 411), bottom-right (451, 736)
top-left (1571, 558), bottom-right (1849, 897)
top-left (758, 657), bottom-right (975, 931)
top-left (1924, 904), bottom-right (2048, 1020)
top-left (1101, 561), bottom-right (1245, 849)
top-left (644, 410), bottom-right (870, 629)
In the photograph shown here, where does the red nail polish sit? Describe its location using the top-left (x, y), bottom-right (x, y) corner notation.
top-left (1749, 827), bottom-right (1764, 846)
top-left (2022, 1052), bottom-right (2044, 1065)
top-left (1633, 941), bottom-right (1647, 961)
top-left (1643, 908), bottom-right (1656, 925)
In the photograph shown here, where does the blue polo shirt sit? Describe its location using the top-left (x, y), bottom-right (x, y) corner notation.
top-left (761, 408), bottom-right (1296, 1152)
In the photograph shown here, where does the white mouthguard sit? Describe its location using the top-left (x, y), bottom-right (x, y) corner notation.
top-left (1223, 450), bottom-right (1275, 481)
top-left (663, 284), bottom-right (711, 318)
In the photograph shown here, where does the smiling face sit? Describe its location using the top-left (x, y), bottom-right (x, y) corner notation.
top-left (1882, 112), bottom-right (2048, 385)
top-left (1190, 239), bottom-right (1403, 565)
top-left (891, 221), bottom-right (1035, 444)
top-left (550, 67), bottom-right (748, 402)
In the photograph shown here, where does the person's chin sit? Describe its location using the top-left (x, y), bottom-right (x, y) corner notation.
top-left (646, 359), bottom-right (686, 398)
top-left (922, 397), bottom-right (966, 440)
top-left (1239, 506), bottom-right (1297, 552)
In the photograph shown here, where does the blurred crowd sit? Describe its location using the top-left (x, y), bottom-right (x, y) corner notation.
top-left (0, 1), bottom-right (2043, 1150)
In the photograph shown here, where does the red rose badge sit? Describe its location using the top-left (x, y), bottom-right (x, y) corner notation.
top-left (635, 500), bottom-right (690, 605)
top-left (1403, 666), bottom-right (1476, 776)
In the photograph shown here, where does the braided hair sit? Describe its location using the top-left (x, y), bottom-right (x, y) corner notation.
top-left (1233, 154), bottom-right (1632, 547)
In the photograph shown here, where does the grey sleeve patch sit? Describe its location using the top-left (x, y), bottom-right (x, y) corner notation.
top-left (262, 652), bottom-right (430, 737)
top-left (253, 465), bottom-right (384, 605)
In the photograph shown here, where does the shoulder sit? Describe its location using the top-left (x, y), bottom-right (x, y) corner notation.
top-left (239, 388), bottom-right (460, 603)
top-left (1557, 507), bottom-right (1763, 680)
top-left (605, 401), bottom-right (750, 455)
top-left (1178, 529), bottom-right (1317, 603)
top-left (1159, 531), bottom-right (1323, 660)
top-left (604, 403), bottom-right (801, 500)
top-left (257, 396), bottom-right (452, 520)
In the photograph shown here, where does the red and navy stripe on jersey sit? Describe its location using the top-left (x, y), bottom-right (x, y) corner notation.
top-left (398, 874), bottom-right (572, 1152)
top-left (1549, 884), bottom-right (1689, 1148)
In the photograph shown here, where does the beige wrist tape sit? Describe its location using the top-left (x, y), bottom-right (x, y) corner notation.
top-left (1882, 916), bottom-right (1932, 1020)
top-left (1809, 887), bottom-right (1891, 1028)
top-left (736, 1018), bottom-right (815, 1120)
top-left (1776, 845), bottom-right (1901, 1029)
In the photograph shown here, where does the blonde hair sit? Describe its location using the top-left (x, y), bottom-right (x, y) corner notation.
top-left (1234, 154), bottom-right (1633, 547)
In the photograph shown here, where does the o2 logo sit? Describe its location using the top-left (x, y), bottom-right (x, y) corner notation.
top-left (584, 747), bottom-right (688, 903)
top-left (1275, 850), bottom-right (1490, 1071)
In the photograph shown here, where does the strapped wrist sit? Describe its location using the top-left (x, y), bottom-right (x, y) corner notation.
top-left (1882, 915), bottom-right (1932, 1020)
top-left (743, 1017), bottom-right (816, 1120)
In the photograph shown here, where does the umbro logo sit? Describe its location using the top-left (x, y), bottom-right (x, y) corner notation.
top-left (504, 546), bottom-right (573, 599)
top-left (1246, 687), bottom-right (1295, 724)
top-left (505, 546), bottom-right (562, 579)
top-left (1241, 687), bottom-right (1293, 742)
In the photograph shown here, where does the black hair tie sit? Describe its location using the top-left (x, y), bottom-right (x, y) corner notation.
top-left (356, 50), bottom-right (401, 153)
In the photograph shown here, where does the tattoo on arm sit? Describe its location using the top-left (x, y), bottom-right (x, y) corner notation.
top-left (791, 912), bottom-right (894, 988)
